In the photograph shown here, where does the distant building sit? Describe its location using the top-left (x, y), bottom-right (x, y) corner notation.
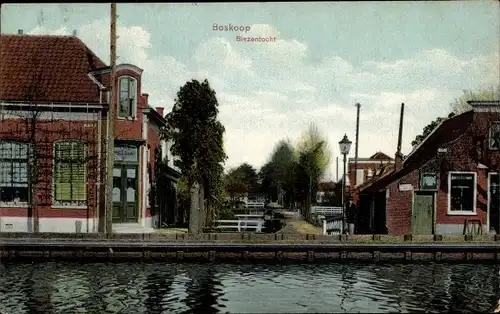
top-left (348, 152), bottom-right (395, 203)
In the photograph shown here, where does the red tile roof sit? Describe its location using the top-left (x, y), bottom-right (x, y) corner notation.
top-left (0, 34), bottom-right (108, 103)
top-left (358, 111), bottom-right (475, 193)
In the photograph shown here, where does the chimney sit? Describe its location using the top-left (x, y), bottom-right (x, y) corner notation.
top-left (395, 103), bottom-right (405, 170)
top-left (142, 93), bottom-right (149, 106)
top-left (155, 107), bottom-right (164, 117)
top-left (18, 29), bottom-right (23, 35)
top-left (72, 29), bottom-right (77, 36)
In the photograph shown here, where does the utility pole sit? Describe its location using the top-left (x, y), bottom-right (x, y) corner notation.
top-left (353, 103), bottom-right (361, 186)
top-left (105, 3), bottom-right (117, 234)
top-left (336, 157), bottom-right (339, 182)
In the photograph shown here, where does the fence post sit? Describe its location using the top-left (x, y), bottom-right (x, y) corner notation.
top-left (322, 219), bottom-right (327, 235)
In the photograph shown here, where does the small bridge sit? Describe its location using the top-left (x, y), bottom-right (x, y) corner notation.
top-left (236, 214), bottom-right (264, 220)
top-left (245, 201), bottom-right (265, 209)
top-left (214, 219), bottom-right (264, 233)
top-left (311, 206), bottom-right (342, 216)
top-left (311, 206), bottom-right (344, 235)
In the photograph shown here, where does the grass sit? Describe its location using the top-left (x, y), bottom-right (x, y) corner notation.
top-left (154, 228), bottom-right (188, 234)
top-left (277, 220), bottom-right (323, 235)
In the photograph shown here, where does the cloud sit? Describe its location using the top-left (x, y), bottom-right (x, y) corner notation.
top-left (30, 20), bottom-right (500, 178)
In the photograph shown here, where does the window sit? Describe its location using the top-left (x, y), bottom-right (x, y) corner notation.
top-left (448, 172), bottom-right (476, 214)
top-left (118, 76), bottom-right (137, 118)
top-left (356, 169), bottom-right (364, 186)
top-left (489, 121), bottom-right (500, 150)
top-left (421, 173), bottom-right (438, 190)
top-left (53, 141), bottom-right (87, 207)
top-left (0, 142), bottom-right (30, 206)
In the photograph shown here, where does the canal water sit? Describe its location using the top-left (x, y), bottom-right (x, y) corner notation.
top-left (0, 261), bottom-right (499, 313)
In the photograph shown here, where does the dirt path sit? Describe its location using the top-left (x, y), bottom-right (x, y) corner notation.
top-left (276, 210), bottom-right (323, 235)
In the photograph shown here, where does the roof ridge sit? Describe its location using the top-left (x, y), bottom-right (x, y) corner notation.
top-left (404, 110), bottom-right (473, 163)
top-left (1, 33), bottom-right (76, 37)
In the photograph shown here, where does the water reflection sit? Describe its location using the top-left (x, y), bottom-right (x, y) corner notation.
top-left (183, 265), bottom-right (224, 314)
top-left (0, 262), bottom-right (498, 313)
top-left (25, 268), bottom-right (55, 314)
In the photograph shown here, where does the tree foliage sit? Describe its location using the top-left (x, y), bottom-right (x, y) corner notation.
top-left (258, 139), bottom-right (297, 205)
top-left (224, 163), bottom-right (259, 205)
top-left (411, 87), bottom-right (500, 148)
top-left (295, 123), bottom-right (331, 218)
top-left (451, 86), bottom-right (500, 114)
top-left (257, 124), bottom-right (331, 216)
top-left (162, 79), bottom-right (227, 233)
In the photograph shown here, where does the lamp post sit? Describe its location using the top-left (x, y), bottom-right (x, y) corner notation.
top-left (338, 134), bottom-right (352, 234)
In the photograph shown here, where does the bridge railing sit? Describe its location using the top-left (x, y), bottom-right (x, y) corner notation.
top-left (236, 214), bottom-right (264, 220)
top-left (244, 201), bottom-right (265, 209)
top-left (214, 219), bottom-right (264, 233)
top-left (311, 206), bottom-right (343, 216)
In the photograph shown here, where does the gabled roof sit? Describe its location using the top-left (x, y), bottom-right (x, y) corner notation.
top-left (349, 151), bottom-right (394, 163)
top-left (0, 34), bottom-right (108, 103)
top-left (369, 152), bottom-right (393, 160)
top-left (358, 110), bottom-right (475, 193)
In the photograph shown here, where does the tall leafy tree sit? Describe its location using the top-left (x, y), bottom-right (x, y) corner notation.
top-left (296, 123), bottom-right (331, 219)
top-left (259, 139), bottom-right (297, 205)
top-left (163, 79), bottom-right (227, 233)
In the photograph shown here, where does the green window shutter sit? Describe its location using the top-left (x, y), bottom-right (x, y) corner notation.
top-left (54, 141), bottom-right (87, 203)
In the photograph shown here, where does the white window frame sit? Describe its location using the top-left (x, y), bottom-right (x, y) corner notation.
top-left (487, 172), bottom-right (499, 232)
top-left (447, 171), bottom-right (477, 216)
top-left (0, 141), bottom-right (31, 207)
top-left (118, 76), bottom-right (137, 120)
top-left (146, 147), bottom-right (151, 208)
top-left (52, 140), bottom-right (88, 209)
top-left (489, 121), bottom-right (500, 150)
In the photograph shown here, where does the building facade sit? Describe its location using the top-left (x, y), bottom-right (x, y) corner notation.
top-left (348, 152), bottom-right (395, 203)
top-left (0, 34), bottom-right (180, 233)
top-left (356, 101), bottom-right (500, 235)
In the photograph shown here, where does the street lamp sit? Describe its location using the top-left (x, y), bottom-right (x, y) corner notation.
top-left (338, 134), bottom-right (352, 234)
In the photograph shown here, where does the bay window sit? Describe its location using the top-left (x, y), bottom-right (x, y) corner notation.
top-left (118, 76), bottom-right (137, 119)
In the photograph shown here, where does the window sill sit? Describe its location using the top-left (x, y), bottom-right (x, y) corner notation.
top-left (118, 116), bottom-right (137, 121)
top-left (447, 211), bottom-right (477, 216)
top-left (0, 203), bottom-right (28, 208)
top-left (51, 205), bottom-right (88, 210)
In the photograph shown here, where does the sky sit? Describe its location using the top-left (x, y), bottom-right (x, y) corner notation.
top-left (2, 2), bottom-right (499, 180)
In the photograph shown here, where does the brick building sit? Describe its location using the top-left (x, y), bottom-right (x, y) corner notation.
top-left (0, 33), bottom-right (180, 233)
top-left (356, 101), bottom-right (500, 235)
top-left (347, 152), bottom-right (395, 203)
